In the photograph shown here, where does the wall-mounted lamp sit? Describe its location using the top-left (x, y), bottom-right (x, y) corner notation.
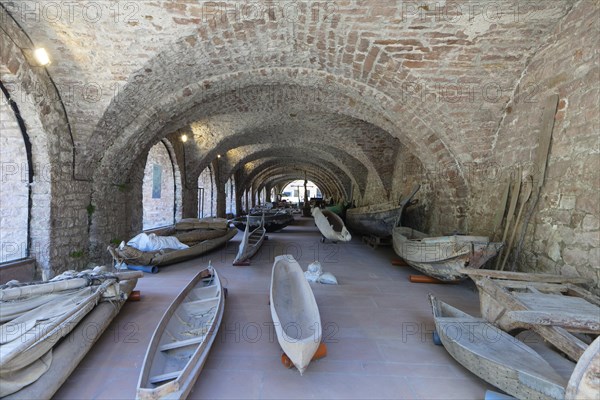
top-left (22, 47), bottom-right (51, 67)
top-left (181, 134), bottom-right (188, 143)
top-left (33, 48), bottom-right (50, 66)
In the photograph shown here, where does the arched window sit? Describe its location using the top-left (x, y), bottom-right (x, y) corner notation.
top-left (198, 166), bottom-right (216, 218)
top-left (142, 141), bottom-right (176, 230)
top-left (225, 176), bottom-right (236, 216)
top-left (0, 91), bottom-right (31, 263)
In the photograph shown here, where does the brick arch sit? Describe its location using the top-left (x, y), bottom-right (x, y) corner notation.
top-left (220, 144), bottom-right (362, 194)
top-left (186, 119), bottom-right (376, 193)
top-left (245, 161), bottom-right (347, 201)
top-left (95, 69), bottom-right (464, 186)
top-left (0, 11), bottom-right (73, 275)
top-left (260, 174), bottom-right (336, 201)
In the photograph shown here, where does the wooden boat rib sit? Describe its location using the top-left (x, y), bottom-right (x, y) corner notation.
top-left (137, 265), bottom-right (224, 400)
top-left (392, 227), bottom-right (503, 281)
top-left (270, 255), bottom-right (322, 375)
top-left (429, 294), bottom-right (568, 400)
top-left (108, 227), bottom-right (237, 268)
top-left (312, 207), bottom-right (351, 243)
top-left (461, 269), bottom-right (600, 362)
top-left (233, 214), bottom-right (266, 265)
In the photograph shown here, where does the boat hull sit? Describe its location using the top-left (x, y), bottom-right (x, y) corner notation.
top-left (346, 204), bottom-right (402, 237)
top-left (110, 228), bottom-right (237, 268)
top-left (233, 217), bottom-right (266, 265)
top-left (312, 208), bottom-right (351, 242)
top-left (270, 255), bottom-right (322, 375)
top-left (392, 227), bottom-right (502, 281)
top-left (231, 214), bottom-right (293, 232)
top-left (429, 295), bottom-right (567, 400)
top-left (137, 266), bottom-right (224, 400)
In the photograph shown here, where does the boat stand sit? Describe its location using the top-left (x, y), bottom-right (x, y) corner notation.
top-left (409, 275), bottom-right (458, 284)
top-left (281, 342), bottom-right (328, 369)
top-left (233, 261), bottom-right (251, 266)
top-left (391, 259), bottom-right (409, 266)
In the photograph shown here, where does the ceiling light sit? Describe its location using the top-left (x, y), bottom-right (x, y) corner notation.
top-left (217, 154), bottom-right (222, 158)
top-left (33, 48), bottom-right (50, 66)
top-left (181, 134), bottom-right (188, 143)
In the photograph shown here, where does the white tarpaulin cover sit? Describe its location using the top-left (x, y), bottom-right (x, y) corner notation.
top-left (125, 233), bottom-right (189, 252)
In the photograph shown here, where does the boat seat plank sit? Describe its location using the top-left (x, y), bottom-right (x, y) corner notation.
top-left (515, 293), bottom-right (600, 317)
top-left (477, 278), bottom-right (589, 361)
top-left (507, 310), bottom-right (600, 333)
top-left (149, 370), bottom-right (182, 384)
top-left (183, 297), bottom-right (219, 307)
top-left (160, 335), bottom-right (207, 352)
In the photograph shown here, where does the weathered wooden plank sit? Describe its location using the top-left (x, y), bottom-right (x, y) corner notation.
top-left (566, 284), bottom-right (600, 307)
top-left (461, 269), bottom-right (588, 284)
top-left (476, 277), bottom-right (588, 361)
top-left (160, 336), bottom-right (206, 352)
top-left (490, 280), bottom-right (568, 292)
top-left (507, 310), bottom-right (600, 333)
top-left (149, 370), bottom-right (182, 384)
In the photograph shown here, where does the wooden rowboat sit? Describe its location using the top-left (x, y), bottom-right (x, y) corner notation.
top-left (392, 227), bottom-right (502, 281)
top-left (108, 228), bottom-right (237, 269)
top-left (460, 269), bottom-right (599, 362)
top-left (231, 211), bottom-right (294, 233)
top-left (429, 294), bottom-right (568, 400)
top-left (312, 207), bottom-right (351, 243)
top-left (270, 255), bottom-right (322, 375)
top-left (346, 202), bottom-right (404, 237)
top-left (233, 214), bottom-right (266, 265)
top-left (137, 265), bottom-right (224, 400)
top-left (347, 185), bottom-right (421, 237)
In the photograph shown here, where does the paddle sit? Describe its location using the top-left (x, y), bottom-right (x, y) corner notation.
top-left (394, 184), bottom-right (421, 227)
top-left (500, 175), bottom-right (533, 271)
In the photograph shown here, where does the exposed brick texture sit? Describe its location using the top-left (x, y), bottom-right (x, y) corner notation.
top-left (0, 0), bottom-right (597, 290)
top-left (0, 93), bottom-right (28, 262)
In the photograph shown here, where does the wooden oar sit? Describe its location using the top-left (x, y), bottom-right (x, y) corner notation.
top-left (494, 170), bottom-right (521, 269)
top-left (491, 178), bottom-right (511, 241)
top-left (500, 176), bottom-right (533, 271)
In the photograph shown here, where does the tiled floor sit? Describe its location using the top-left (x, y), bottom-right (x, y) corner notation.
top-left (55, 217), bottom-right (499, 399)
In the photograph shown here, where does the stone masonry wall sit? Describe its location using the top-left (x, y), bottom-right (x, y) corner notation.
top-left (0, 94), bottom-right (29, 262)
top-left (473, 1), bottom-right (599, 290)
top-left (143, 141), bottom-right (176, 230)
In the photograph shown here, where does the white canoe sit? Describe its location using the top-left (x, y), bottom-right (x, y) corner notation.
top-left (233, 214), bottom-right (266, 265)
top-left (392, 227), bottom-right (502, 281)
top-left (270, 255), bottom-right (322, 375)
top-left (137, 265), bottom-right (224, 399)
top-left (312, 207), bottom-right (351, 243)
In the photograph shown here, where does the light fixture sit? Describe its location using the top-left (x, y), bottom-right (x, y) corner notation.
top-left (33, 48), bottom-right (50, 66)
top-left (181, 134), bottom-right (188, 143)
top-left (217, 154), bottom-right (222, 158)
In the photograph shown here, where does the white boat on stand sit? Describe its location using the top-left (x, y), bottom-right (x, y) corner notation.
top-left (270, 255), bottom-right (322, 375)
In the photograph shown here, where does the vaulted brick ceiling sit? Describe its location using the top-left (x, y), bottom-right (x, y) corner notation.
top-left (2, 0), bottom-right (574, 199)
